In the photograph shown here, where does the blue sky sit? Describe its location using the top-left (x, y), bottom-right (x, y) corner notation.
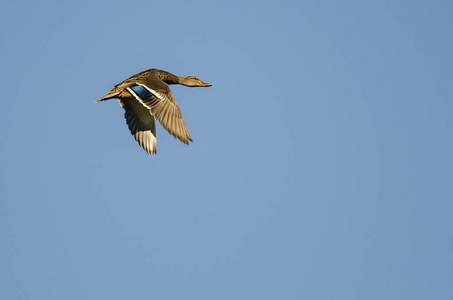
top-left (1, 0), bottom-right (452, 299)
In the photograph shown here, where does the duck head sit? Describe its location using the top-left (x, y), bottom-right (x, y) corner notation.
top-left (179, 76), bottom-right (212, 87)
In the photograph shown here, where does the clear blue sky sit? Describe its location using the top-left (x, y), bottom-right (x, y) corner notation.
top-left (1, 0), bottom-right (452, 299)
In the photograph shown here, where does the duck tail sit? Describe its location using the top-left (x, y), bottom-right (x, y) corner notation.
top-left (95, 88), bottom-right (122, 103)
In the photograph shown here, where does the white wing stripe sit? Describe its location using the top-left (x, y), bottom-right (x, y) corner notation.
top-left (126, 87), bottom-right (151, 109)
top-left (137, 83), bottom-right (165, 100)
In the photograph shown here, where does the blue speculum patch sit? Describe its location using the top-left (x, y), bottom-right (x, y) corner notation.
top-left (130, 85), bottom-right (149, 98)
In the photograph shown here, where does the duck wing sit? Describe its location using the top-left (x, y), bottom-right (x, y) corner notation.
top-left (126, 80), bottom-right (193, 145)
top-left (119, 97), bottom-right (157, 155)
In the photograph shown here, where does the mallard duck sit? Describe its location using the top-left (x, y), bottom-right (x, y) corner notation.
top-left (96, 68), bottom-right (211, 155)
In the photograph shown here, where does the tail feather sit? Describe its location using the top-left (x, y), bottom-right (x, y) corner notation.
top-left (95, 88), bottom-right (122, 102)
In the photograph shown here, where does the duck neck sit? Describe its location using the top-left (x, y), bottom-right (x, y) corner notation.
top-left (158, 70), bottom-right (180, 85)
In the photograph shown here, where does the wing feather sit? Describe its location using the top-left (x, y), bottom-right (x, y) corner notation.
top-left (119, 98), bottom-right (157, 155)
top-left (131, 82), bottom-right (193, 144)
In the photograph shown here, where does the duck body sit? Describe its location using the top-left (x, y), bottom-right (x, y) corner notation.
top-left (96, 69), bottom-right (211, 155)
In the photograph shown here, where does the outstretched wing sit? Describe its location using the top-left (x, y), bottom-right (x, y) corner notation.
top-left (126, 82), bottom-right (193, 145)
top-left (119, 97), bottom-right (157, 155)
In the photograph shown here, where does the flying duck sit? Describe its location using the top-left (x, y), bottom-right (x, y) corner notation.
top-left (96, 69), bottom-right (211, 155)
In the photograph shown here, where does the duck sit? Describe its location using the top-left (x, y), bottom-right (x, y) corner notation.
top-left (96, 68), bottom-right (211, 155)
